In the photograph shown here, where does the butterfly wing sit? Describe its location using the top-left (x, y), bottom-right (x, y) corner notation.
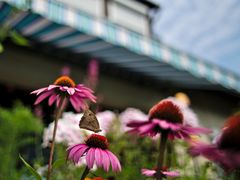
top-left (79, 109), bottom-right (101, 133)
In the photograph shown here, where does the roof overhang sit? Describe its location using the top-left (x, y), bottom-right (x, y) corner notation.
top-left (0, 0), bottom-right (239, 93)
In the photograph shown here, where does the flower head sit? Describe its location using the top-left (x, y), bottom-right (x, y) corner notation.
top-left (167, 96), bottom-right (199, 127)
top-left (175, 92), bottom-right (190, 106)
top-left (85, 134), bottom-right (109, 149)
top-left (42, 111), bottom-right (115, 148)
top-left (67, 134), bottom-right (121, 172)
top-left (92, 177), bottom-right (104, 180)
top-left (54, 76), bottom-right (76, 87)
top-left (149, 100), bottom-right (183, 124)
top-left (189, 114), bottom-right (240, 172)
top-left (42, 112), bottom-right (91, 147)
top-left (96, 111), bottom-right (116, 133)
top-left (31, 76), bottom-right (96, 112)
top-left (141, 167), bottom-right (180, 178)
top-left (119, 108), bottom-right (148, 132)
top-left (218, 113), bottom-right (240, 150)
top-left (127, 99), bottom-right (211, 140)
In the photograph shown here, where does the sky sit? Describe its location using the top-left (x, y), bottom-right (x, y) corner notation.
top-left (152, 0), bottom-right (240, 76)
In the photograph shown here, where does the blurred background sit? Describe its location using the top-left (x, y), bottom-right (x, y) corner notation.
top-left (0, 0), bottom-right (239, 179)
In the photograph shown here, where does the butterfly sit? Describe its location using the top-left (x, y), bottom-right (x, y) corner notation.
top-left (79, 109), bottom-right (102, 133)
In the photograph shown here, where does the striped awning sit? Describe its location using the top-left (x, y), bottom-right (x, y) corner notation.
top-left (0, 0), bottom-right (240, 93)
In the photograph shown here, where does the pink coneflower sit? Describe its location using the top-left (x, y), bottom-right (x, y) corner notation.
top-left (167, 96), bottom-right (199, 127)
top-left (141, 167), bottom-right (180, 178)
top-left (127, 99), bottom-right (210, 180)
top-left (31, 76), bottom-right (96, 112)
top-left (189, 114), bottom-right (240, 173)
top-left (127, 99), bottom-right (211, 140)
top-left (67, 134), bottom-right (121, 173)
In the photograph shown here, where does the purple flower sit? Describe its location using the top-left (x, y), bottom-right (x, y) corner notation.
top-left (141, 168), bottom-right (180, 178)
top-left (61, 65), bottom-right (71, 76)
top-left (42, 112), bottom-right (90, 147)
top-left (42, 111), bottom-right (115, 148)
top-left (96, 111), bottom-right (116, 133)
top-left (31, 76), bottom-right (96, 112)
top-left (127, 99), bottom-right (211, 140)
top-left (189, 114), bottom-right (240, 172)
top-left (86, 59), bottom-right (99, 89)
top-left (167, 96), bottom-right (199, 127)
top-left (67, 134), bottom-right (121, 172)
top-left (119, 108), bottom-right (148, 132)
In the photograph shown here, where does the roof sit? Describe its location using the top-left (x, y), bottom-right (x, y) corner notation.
top-left (0, 0), bottom-right (239, 93)
top-left (135, 0), bottom-right (160, 8)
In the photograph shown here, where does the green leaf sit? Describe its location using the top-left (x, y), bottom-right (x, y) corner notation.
top-left (0, 27), bottom-right (9, 41)
top-left (10, 31), bottom-right (29, 46)
top-left (0, 43), bottom-right (3, 53)
top-left (19, 154), bottom-right (42, 180)
top-left (16, 137), bottom-right (35, 147)
top-left (52, 158), bottom-right (66, 169)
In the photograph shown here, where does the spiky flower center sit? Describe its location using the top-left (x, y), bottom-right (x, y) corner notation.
top-left (86, 134), bottom-right (109, 149)
top-left (93, 178), bottom-right (104, 180)
top-left (149, 100), bottom-right (183, 124)
top-left (219, 114), bottom-right (240, 150)
top-left (54, 76), bottom-right (76, 87)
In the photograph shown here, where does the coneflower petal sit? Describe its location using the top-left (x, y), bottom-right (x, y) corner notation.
top-left (34, 91), bottom-right (52, 105)
top-left (95, 148), bottom-right (102, 167)
top-left (101, 150), bottom-right (110, 172)
top-left (47, 85), bottom-right (59, 90)
top-left (67, 88), bottom-right (75, 95)
top-left (70, 96), bottom-right (80, 112)
top-left (31, 87), bottom-right (48, 95)
top-left (73, 145), bottom-right (89, 164)
top-left (107, 150), bottom-right (121, 172)
top-left (86, 148), bottom-right (95, 169)
top-left (48, 94), bottom-right (57, 106)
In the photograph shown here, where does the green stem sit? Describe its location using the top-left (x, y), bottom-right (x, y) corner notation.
top-left (166, 141), bottom-right (172, 167)
top-left (80, 166), bottom-right (90, 180)
top-left (156, 132), bottom-right (168, 180)
top-left (46, 97), bottom-right (65, 180)
top-left (193, 158), bottom-right (200, 180)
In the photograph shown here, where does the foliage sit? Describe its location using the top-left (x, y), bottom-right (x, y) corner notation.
top-left (40, 135), bottom-right (158, 180)
top-left (0, 43), bottom-right (4, 53)
top-left (39, 117), bottom-right (219, 180)
top-left (0, 102), bottom-right (43, 179)
top-left (0, 106), bottom-right (234, 179)
top-left (19, 154), bottom-right (42, 180)
top-left (0, 18), bottom-right (29, 54)
top-left (9, 31), bottom-right (29, 46)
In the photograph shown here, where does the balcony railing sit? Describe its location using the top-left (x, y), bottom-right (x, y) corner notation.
top-left (56, 0), bottom-right (159, 37)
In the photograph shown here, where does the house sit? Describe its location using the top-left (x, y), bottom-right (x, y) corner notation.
top-left (0, 0), bottom-right (239, 128)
